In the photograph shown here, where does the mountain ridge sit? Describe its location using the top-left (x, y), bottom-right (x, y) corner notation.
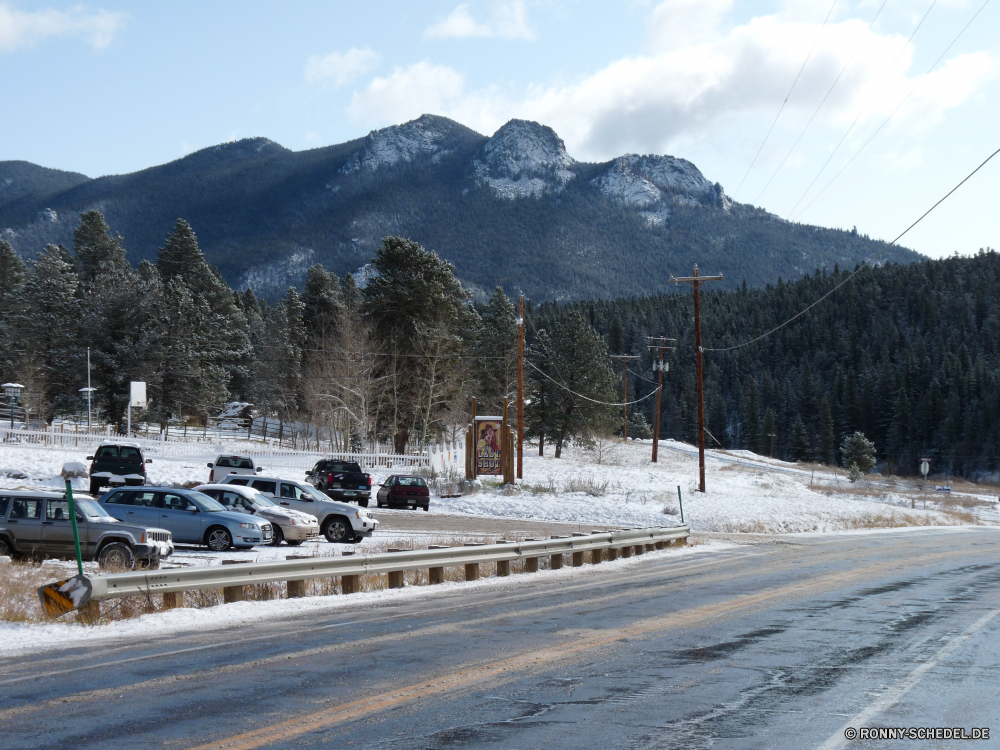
top-left (0, 114), bottom-right (922, 301)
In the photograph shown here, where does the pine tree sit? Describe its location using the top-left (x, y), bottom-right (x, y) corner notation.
top-left (472, 286), bottom-right (519, 414)
top-left (841, 431), bottom-right (876, 474)
top-left (818, 396), bottom-right (836, 464)
top-left (14, 245), bottom-right (81, 421)
top-left (301, 265), bottom-right (343, 349)
top-left (791, 414), bottom-right (811, 462)
top-left (73, 210), bottom-right (127, 292)
top-left (0, 239), bottom-right (27, 380)
top-left (743, 378), bottom-right (761, 454)
top-left (708, 396), bottom-right (728, 448)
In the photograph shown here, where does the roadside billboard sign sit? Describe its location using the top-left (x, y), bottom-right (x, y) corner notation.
top-left (475, 416), bottom-right (503, 476)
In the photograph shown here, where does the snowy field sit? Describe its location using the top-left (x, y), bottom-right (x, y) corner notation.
top-left (0, 437), bottom-right (994, 534)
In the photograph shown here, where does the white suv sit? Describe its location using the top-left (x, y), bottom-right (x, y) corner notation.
top-left (219, 475), bottom-right (377, 544)
top-left (207, 455), bottom-right (262, 483)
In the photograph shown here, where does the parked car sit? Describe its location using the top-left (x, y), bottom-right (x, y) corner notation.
top-left (98, 486), bottom-right (272, 551)
top-left (376, 475), bottom-right (431, 511)
top-left (195, 483), bottom-right (319, 546)
top-left (0, 490), bottom-right (173, 569)
top-left (207, 455), bottom-right (262, 483)
top-left (219, 474), bottom-right (377, 544)
top-left (87, 442), bottom-right (153, 495)
top-left (305, 460), bottom-right (373, 506)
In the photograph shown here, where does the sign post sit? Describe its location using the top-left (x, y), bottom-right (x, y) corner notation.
top-left (919, 457), bottom-right (931, 510)
top-left (128, 381), bottom-right (146, 437)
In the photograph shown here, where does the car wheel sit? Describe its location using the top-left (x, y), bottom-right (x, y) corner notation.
top-left (98, 542), bottom-right (135, 570)
top-left (206, 527), bottom-right (233, 551)
top-left (285, 540), bottom-right (304, 547)
top-left (269, 525), bottom-right (284, 547)
top-left (422, 505), bottom-right (430, 512)
top-left (358, 498), bottom-right (369, 508)
top-left (0, 537), bottom-right (12, 557)
top-left (89, 480), bottom-right (102, 496)
top-left (322, 517), bottom-right (351, 544)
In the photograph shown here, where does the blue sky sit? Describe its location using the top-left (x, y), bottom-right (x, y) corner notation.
top-left (1, 0), bottom-right (997, 260)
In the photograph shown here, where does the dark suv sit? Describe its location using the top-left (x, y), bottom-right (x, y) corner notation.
top-left (305, 460), bottom-right (372, 507)
top-left (87, 442), bottom-right (152, 495)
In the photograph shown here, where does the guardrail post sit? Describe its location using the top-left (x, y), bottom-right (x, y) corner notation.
top-left (523, 539), bottom-right (539, 572)
top-left (655, 540), bottom-right (667, 550)
top-left (222, 560), bottom-right (248, 603)
top-left (464, 542), bottom-right (483, 580)
top-left (495, 541), bottom-right (510, 576)
top-left (341, 550), bottom-right (359, 594)
top-left (387, 549), bottom-right (405, 588)
top-left (676, 535), bottom-right (688, 546)
top-left (591, 532), bottom-right (604, 564)
top-left (607, 546), bottom-right (618, 561)
top-left (571, 532), bottom-right (586, 567)
top-left (427, 545), bottom-right (448, 583)
top-left (285, 554), bottom-right (311, 598)
top-left (621, 545), bottom-right (633, 558)
top-left (633, 544), bottom-right (645, 556)
top-left (549, 535), bottom-right (564, 569)
top-left (162, 591), bottom-right (183, 609)
top-left (645, 543), bottom-right (656, 553)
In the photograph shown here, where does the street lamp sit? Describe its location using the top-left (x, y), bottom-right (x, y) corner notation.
top-left (2, 383), bottom-right (24, 429)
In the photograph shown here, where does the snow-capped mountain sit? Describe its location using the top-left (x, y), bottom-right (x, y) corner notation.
top-left (0, 114), bottom-right (920, 302)
top-left (339, 115), bottom-right (455, 175)
top-left (473, 119), bottom-right (575, 199)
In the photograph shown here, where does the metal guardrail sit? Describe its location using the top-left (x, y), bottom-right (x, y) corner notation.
top-left (88, 525), bottom-right (690, 601)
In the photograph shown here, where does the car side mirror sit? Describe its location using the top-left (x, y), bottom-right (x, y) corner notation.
top-left (256, 467), bottom-right (263, 472)
top-left (187, 507), bottom-right (199, 513)
top-left (207, 462), bottom-right (213, 468)
top-left (146, 459), bottom-right (152, 464)
top-left (263, 492), bottom-right (275, 498)
top-left (86, 456), bottom-right (94, 461)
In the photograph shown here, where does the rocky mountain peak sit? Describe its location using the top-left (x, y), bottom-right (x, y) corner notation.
top-left (475, 119), bottom-right (575, 199)
top-left (593, 153), bottom-right (728, 222)
top-left (340, 114), bottom-right (459, 175)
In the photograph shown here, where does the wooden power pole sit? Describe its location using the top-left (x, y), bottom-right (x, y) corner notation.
top-left (670, 265), bottom-right (723, 492)
top-left (646, 337), bottom-right (676, 463)
top-left (609, 355), bottom-right (639, 440)
top-left (517, 294), bottom-right (525, 479)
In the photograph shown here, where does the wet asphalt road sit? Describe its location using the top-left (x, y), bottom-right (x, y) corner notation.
top-left (3, 528), bottom-right (1000, 749)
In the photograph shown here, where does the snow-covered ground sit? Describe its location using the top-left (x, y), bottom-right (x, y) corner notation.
top-left (1, 438), bottom-right (993, 533)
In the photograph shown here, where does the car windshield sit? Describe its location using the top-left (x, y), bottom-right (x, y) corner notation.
top-left (187, 491), bottom-right (227, 512)
top-left (396, 477), bottom-right (427, 487)
top-left (323, 462), bottom-right (362, 473)
top-left (250, 490), bottom-right (276, 507)
top-left (75, 498), bottom-right (113, 518)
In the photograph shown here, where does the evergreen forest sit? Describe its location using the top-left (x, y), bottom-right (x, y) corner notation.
top-left (0, 208), bottom-right (996, 478)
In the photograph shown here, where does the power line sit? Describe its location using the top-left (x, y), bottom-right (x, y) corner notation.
top-left (751, 0), bottom-right (889, 205)
top-left (704, 143), bottom-right (1000, 352)
top-left (732, 0), bottom-right (840, 199)
top-left (785, 0), bottom-right (990, 219)
top-left (525, 360), bottom-right (660, 407)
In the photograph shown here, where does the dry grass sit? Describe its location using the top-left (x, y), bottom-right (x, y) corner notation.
top-left (3, 530), bottom-right (590, 626)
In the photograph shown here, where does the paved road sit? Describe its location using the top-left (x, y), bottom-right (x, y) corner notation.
top-left (3, 528), bottom-right (1000, 749)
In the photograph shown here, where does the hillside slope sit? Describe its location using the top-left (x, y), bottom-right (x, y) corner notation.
top-left (0, 115), bottom-right (921, 300)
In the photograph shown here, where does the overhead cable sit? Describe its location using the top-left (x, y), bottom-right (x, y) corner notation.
top-left (704, 143), bottom-right (1000, 352)
top-left (732, 0), bottom-right (840, 199)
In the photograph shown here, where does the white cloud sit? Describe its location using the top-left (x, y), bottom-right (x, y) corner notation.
top-left (352, 4), bottom-right (994, 167)
top-left (347, 61), bottom-right (466, 124)
top-left (425, 1), bottom-right (535, 41)
top-left (304, 47), bottom-right (380, 87)
top-left (0, 3), bottom-right (127, 54)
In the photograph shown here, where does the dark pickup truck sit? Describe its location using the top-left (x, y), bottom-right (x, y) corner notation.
top-left (305, 460), bottom-right (373, 507)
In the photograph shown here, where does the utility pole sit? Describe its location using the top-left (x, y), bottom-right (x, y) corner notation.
top-left (670, 265), bottom-right (723, 493)
top-left (609, 355), bottom-right (639, 441)
top-left (646, 337), bottom-right (676, 463)
top-left (517, 294), bottom-right (525, 479)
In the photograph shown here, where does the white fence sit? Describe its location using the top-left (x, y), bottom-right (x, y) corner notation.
top-left (0, 427), bottom-right (441, 472)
